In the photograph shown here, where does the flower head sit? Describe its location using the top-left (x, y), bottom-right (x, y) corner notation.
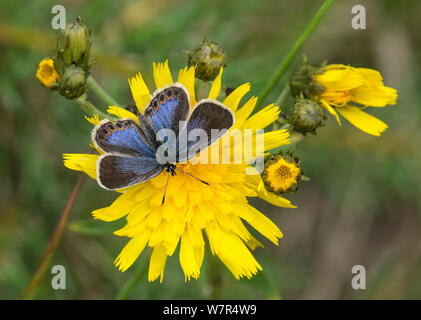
top-left (36, 58), bottom-right (60, 89)
top-left (262, 153), bottom-right (301, 194)
top-left (291, 63), bottom-right (398, 136)
top-left (63, 61), bottom-right (294, 282)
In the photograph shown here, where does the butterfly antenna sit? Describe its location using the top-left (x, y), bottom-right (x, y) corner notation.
top-left (161, 171), bottom-right (171, 205)
top-left (175, 167), bottom-right (210, 186)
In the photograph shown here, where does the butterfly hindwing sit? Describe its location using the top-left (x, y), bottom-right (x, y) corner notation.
top-left (144, 84), bottom-right (190, 137)
top-left (97, 154), bottom-right (162, 190)
top-left (93, 119), bottom-right (156, 157)
top-left (177, 99), bottom-right (235, 162)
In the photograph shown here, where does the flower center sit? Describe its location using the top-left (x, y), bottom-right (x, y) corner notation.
top-left (263, 158), bottom-right (300, 193)
top-left (320, 90), bottom-right (352, 107)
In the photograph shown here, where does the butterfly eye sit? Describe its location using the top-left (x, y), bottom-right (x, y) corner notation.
top-left (153, 99), bottom-right (159, 110)
top-left (159, 93), bottom-right (165, 104)
top-left (166, 89), bottom-right (172, 100)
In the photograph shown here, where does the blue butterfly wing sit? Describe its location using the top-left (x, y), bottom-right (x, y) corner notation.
top-left (144, 84), bottom-right (190, 137)
top-left (93, 119), bottom-right (156, 157)
top-left (177, 99), bottom-right (235, 162)
top-left (97, 155), bottom-right (162, 190)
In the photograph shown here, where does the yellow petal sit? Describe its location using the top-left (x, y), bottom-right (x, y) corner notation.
top-left (208, 67), bottom-right (223, 100)
top-left (153, 60), bottom-right (173, 89)
top-left (62, 153), bottom-right (98, 179)
top-left (178, 66), bottom-right (196, 106)
top-left (242, 103), bottom-right (279, 129)
top-left (336, 105), bottom-right (388, 136)
top-left (205, 224), bottom-right (262, 280)
top-left (128, 73), bottom-right (151, 114)
top-left (85, 114), bottom-right (100, 126)
top-left (114, 229), bottom-right (151, 272)
top-left (316, 65), bottom-right (364, 91)
top-left (350, 68), bottom-right (397, 107)
top-left (233, 96), bottom-right (257, 129)
top-left (223, 83), bottom-right (250, 112)
top-left (179, 228), bottom-right (201, 281)
top-left (148, 244), bottom-right (168, 283)
top-left (320, 99), bottom-right (341, 125)
top-left (92, 192), bottom-right (137, 221)
top-left (107, 106), bottom-right (139, 124)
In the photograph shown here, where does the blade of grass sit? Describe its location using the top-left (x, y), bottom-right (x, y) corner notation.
top-left (256, 0), bottom-right (335, 108)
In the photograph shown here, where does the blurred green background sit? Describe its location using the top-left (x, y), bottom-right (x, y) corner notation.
top-left (1, 0), bottom-right (420, 299)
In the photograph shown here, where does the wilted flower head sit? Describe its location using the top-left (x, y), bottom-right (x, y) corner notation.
top-left (36, 58), bottom-right (60, 89)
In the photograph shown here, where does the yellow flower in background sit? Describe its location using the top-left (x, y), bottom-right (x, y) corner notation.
top-left (36, 58), bottom-right (60, 88)
top-left (63, 60), bottom-right (295, 282)
top-left (263, 156), bottom-right (300, 194)
top-left (315, 64), bottom-right (397, 136)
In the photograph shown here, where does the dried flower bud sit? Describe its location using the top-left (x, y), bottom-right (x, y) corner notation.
top-left (58, 64), bottom-right (87, 99)
top-left (187, 36), bottom-right (226, 82)
top-left (56, 17), bottom-right (91, 75)
top-left (262, 152), bottom-right (303, 194)
top-left (288, 96), bottom-right (327, 135)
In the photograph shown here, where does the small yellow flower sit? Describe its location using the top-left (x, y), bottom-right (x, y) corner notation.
top-left (63, 61), bottom-right (295, 282)
top-left (315, 64), bottom-right (397, 136)
top-left (36, 58), bottom-right (60, 88)
top-left (263, 155), bottom-right (301, 194)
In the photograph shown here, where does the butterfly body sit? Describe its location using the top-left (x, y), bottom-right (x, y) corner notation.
top-left (93, 83), bottom-right (234, 191)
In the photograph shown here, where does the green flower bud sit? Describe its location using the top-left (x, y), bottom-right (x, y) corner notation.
top-left (56, 17), bottom-right (92, 75)
top-left (58, 64), bottom-right (87, 99)
top-left (288, 96), bottom-right (327, 135)
top-left (289, 58), bottom-right (326, 98)
top-left (262, 152), bottom-right (303, 194)
top-left (187, 36), bottom-right (226, 82)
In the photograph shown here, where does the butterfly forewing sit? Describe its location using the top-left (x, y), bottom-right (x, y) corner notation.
top-left (176, 99), bottom-right (235, 162)
top-left (144, 84), bottom-right (190, 138)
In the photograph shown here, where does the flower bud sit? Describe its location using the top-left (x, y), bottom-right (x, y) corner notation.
top-left (36, 58), bottom-right (60, 89)
top-left (58, 64), bottom-right (87, 99)
top-left (56, 17), bottom-right (92, 75)
top-left (187, 36), bottom-right (226, 82)
top-left (288, 96), bottom-right (327, 135)
top-left (262, 152), bottom-right (302, 194)
top-left (289, 59), bottom-right (326, 98)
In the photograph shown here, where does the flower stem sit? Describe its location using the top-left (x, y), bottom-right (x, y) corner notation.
top-left (21, 174), bottom-right (85, 300)
top-left (256, 0), bottom-right (335, 108)
top-left (116, 251), bottom-right (150, 300)
top-left (73, 94), bottom-right (113, 120)
top-left (275, 83), bottom-right (291, 107)
top-left (87, 76), bottom-right (121, 107)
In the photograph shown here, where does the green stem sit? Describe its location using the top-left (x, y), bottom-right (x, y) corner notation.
top-left (21, 174), bottom-right (85, 299)
top-left (87, 76), bottom-right (121, 107)
top-left (73, 94), bottom-right (113, 120)
top-left (275, 83), bottom-right (291, 107)
top-left (256, 0), bottom-right (335, 108)
top-left (116, 252), bottom-right (150, 300)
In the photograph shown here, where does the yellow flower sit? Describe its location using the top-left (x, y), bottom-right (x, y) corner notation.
top-left (36, 58), bottom-right (60, 88)
top-left (63, 60), bottom-right (295, 282)
top-left (263, 155), bottom-right (300, 194)
top-left (315, 64), bottom-right (397, 136)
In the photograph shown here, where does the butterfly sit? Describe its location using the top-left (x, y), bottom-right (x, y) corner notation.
top-left (92, 83), bottom-right (235, 204)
